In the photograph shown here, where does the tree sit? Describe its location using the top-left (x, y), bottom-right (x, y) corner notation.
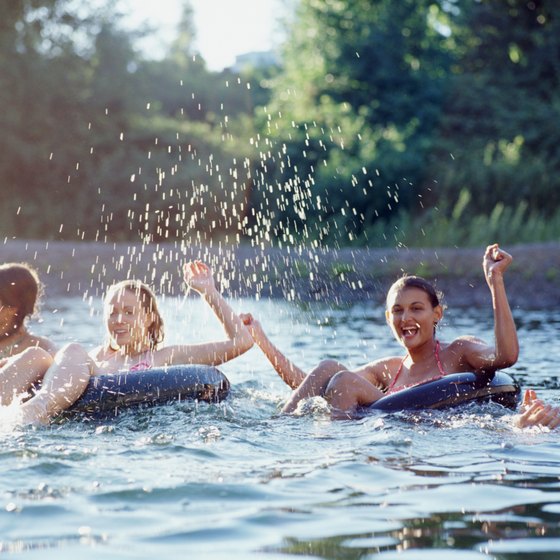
top-left (427, 0), bottom-right (560, 215)
top-left (252, 0), bottom-right (453, 245)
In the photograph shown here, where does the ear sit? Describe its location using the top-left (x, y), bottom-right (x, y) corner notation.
top-left (433, 305), bottom-right (443, 324)
top-left (385, 309), bottom-right (391, 325)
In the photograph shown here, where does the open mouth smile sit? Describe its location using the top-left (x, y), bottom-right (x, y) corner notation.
top-left (401, 326), bottom-right (419, 339)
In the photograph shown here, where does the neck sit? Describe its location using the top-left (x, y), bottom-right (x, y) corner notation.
top-left (405, 338), bottom-right (438, 364)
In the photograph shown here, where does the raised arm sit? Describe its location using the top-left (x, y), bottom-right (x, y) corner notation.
top-left (464, 244), bottom-right (519, 371)
top-left (240, 313), bottom-right (306, 389)
top-left (155, 261), bottom-right (253, 366)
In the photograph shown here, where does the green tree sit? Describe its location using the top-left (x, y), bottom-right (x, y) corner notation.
top-left (427, 0), bottom-right (560, 216)
top-left (253, 0), bottom-right (453, 246)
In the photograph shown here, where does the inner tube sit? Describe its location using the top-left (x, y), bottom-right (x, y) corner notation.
top-left (65, 365), bottom-right (230, 416)
top-left (365, 371), bottom-right (520, 413)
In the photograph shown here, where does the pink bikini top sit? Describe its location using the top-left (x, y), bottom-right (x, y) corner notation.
top-left (128, 357), bottom-right (153, 372)
top-left (386, 341), bottom-right (447, 395)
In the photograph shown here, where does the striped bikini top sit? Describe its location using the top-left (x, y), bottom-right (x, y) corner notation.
top-left (386, 341), bottom-right (447, 395)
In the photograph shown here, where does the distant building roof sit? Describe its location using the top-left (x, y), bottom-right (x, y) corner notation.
top-left (230, 50), bottom-right (278, 72)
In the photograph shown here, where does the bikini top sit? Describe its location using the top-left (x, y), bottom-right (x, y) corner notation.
top-left (128, 359), bottom-right (153, 372)
top-left (385, 341), bottom-right (447, 395)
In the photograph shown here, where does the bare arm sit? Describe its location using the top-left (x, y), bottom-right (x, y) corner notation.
top-left (154, 261), bottom-right (253, 367)
top-left (464, 244), bottom-right (519, 371)
top-left (240, 313), bottom-right (306, 389)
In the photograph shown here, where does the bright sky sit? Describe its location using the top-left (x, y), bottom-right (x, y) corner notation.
top-left (125, 0), bottom-right (289, 70)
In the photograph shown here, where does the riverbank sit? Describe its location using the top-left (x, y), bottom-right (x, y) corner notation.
top-left (1, 238), bottom-right (558, 308)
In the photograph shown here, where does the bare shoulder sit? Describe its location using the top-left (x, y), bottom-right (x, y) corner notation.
top-left (21, 333), bottom-right (57, 356)
top-left (446, 336), bottom-right (490, 353)
top-left (32, 334), bottom-right (57, 355)
top-left (443, 336), bottom-right (495, 371)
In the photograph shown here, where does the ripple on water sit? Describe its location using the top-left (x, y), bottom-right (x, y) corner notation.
top-left (2, 299), bottom-right (559, 559)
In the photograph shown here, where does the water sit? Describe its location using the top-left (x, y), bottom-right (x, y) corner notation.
top-left (1, 297), bottom-right (559, 559)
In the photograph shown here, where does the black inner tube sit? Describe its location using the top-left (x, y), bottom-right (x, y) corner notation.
top-left (365, 370), bottom-right (520, 413)
top-left (63, 367), bottom-right (519, 418)
top-left (65, 364), bottom-right (230, 415)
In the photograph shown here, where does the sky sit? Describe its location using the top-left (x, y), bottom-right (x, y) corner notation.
top-left (124, 0), bottom-right (290, 70)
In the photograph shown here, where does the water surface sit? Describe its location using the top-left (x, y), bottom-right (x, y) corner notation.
top-left (1, 297), bottom-right (559, 559)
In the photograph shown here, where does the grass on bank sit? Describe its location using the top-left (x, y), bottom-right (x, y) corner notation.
top-left (362, 198), bottom-right (560, 249)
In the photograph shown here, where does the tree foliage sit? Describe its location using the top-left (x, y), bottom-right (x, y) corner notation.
top-left (0, 0), bottom-right (257, 242)
top-left (0, 0), bottom-right (558, 247)
top-left (252, 0), bottom-right (560, 246)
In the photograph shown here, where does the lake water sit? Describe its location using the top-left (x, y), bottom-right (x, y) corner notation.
top-left (1, 296), bottom-right (559, 559)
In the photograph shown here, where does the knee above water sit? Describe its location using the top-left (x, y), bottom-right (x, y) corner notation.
top-left (325, 370), bottom-right (354, 393)
top-left (316, 359), bottom-right (347, 372)
top-left (19, 346), bottom-right (52, 362)
top-left (56, 342), bottom-right (88, 360)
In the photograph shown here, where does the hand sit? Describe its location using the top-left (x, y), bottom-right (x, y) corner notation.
top-left (514, 389), bottom-right (560, 429)
top-left (183, 261), bottom-right (216, 295)
top-left (240, 313), bottom-right (266, 342)
top-left (483, 243), bottom-right (512, 284)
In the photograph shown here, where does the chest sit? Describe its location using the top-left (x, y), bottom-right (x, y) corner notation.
top-left (93, 349), bottom-right (151, 375)
top-left (389, 345), bottom-right (468, 390)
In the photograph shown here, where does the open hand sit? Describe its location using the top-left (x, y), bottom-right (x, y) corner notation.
top-left (514, 389), bottom-right (560, 429)
top-left (183, 261), bottom-right (216, 294)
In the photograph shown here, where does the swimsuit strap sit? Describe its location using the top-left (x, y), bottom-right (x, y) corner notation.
top-left (386, 340), bottom-right (446, 393)
top-left (434, 340), bottom-right (447, 377)
top-left (386, 356), bottom-right (406, 393)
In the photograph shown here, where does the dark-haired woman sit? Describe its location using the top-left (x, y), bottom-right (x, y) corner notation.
top-left (0, 263), bottom-right (56, 361)
top-left (242, 244), bottom-right (524, 417)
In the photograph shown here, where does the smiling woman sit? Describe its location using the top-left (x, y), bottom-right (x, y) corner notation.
top-left (0, 261), bottom-right (253, 425)
top-left (241, 243), bottom-right (538, 421)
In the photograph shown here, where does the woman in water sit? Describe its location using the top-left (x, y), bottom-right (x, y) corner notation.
top-left (0, 261), bottom-right (253, 424)
top-left (0, 263), bottom-right (56, 363)
top-left (242, 244), bottom-right (559, 429)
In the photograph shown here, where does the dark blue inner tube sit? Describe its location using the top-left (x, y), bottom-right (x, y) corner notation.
top-left (65, 365), bottom-right (230, 416)
top-left (364, 370), bottom-right (520, 413)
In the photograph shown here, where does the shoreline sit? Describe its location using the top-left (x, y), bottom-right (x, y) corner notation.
top-left (1, 238), bottom-right (559, 308)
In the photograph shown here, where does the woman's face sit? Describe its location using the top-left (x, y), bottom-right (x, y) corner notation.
top-left (105, 288), bottom-right (152, 352)
top-left (385, 287), bottom-right (442, 350)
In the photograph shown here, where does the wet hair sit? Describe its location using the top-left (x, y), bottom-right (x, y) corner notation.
top-left (105, 280), bottom-right (164, 348)
top-left (386, 275), bottom-right (444, 310)
top-left (0, 263), bottom-right (42, 330)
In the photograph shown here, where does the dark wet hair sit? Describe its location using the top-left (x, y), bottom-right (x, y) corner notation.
top-left (0, 263), bottom-right (42, 329)
top-left (386, 275), bottom-right (443, 309)
top-left (105, 280), bottom-right (164, 348)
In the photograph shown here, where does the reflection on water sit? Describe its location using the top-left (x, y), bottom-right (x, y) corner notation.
top-left (1, 297), bottom-right (559, 559)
